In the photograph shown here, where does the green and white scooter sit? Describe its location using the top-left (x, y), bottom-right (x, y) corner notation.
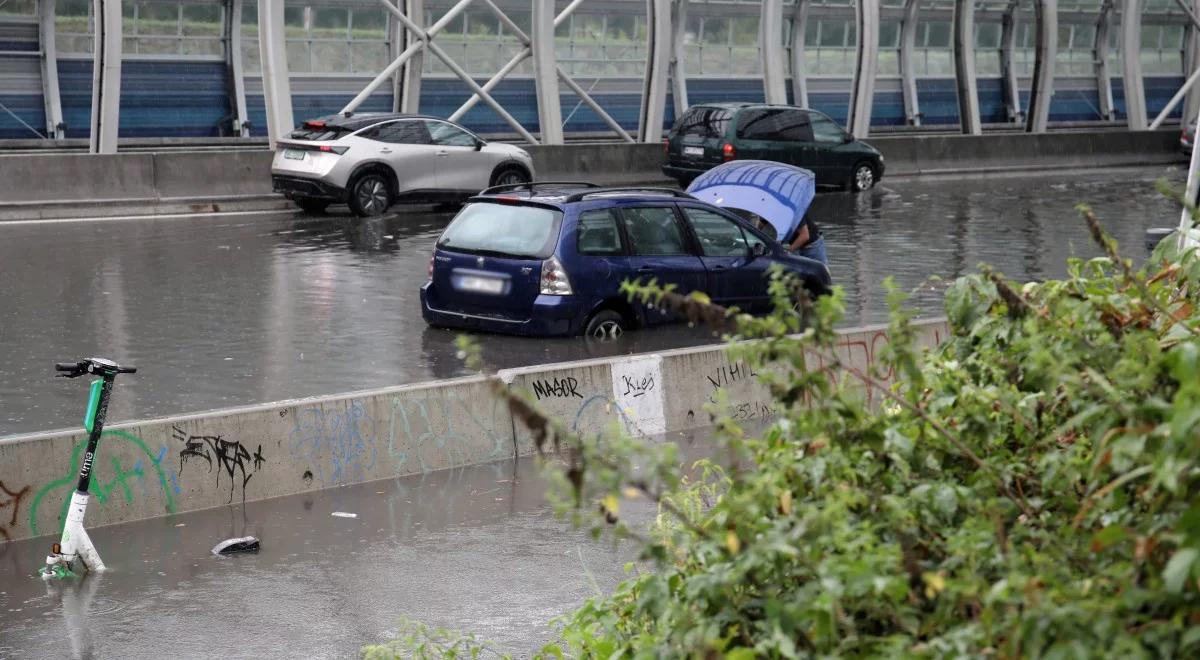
top-left (41, 358), bottom-right (137, 579)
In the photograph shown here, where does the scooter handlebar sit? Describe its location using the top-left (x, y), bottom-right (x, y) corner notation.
top-left (55, 362), bottom-right (82, 372)
top-left (118, 366), bottom-right (137, 374)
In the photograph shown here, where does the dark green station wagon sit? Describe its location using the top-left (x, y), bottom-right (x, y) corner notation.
top-left (662, 103), bottom-right (885, 192)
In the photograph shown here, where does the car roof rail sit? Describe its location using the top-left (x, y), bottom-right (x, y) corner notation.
top-left (478, 181), bottom-right (600, 196)
top-left (563, 187), bottom-right (697, 203)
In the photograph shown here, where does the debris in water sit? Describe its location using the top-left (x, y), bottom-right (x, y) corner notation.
top-left (212, 536), bottom-right (260, 556)
top-left (331, 512), bottom-right (357, 518)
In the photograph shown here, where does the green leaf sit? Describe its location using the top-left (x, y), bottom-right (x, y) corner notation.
top-left (1164, 548), bottom-right (1198, 594)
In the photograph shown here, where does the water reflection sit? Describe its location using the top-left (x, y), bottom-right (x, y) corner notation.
top-left (0, 166), bottom-right (1185, 436)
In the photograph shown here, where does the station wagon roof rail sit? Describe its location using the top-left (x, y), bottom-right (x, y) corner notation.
top-left (478, 181), bottom-right (600, 196)
top-left (563, 187), bottom-right (697, 203)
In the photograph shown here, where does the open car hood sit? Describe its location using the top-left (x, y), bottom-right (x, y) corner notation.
top-left (685, 160), bottom-right (816, 241)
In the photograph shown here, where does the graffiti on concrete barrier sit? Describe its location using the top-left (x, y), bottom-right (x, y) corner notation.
top-left (530, 376), bottom-right (583, 400)
top-left (729, 400), bottom-right (777, 422)
top-left (388, 391), bottom-right (510, 473)
top-left (172, 426), bottom-right (265, 504)
top-left (290, 401), bottom-right (377, 485)
top-left (620, 372), bottom-right (655, 398)
top-left (705, 360), bottom-right (759, 403)
top-left (0, 480), bottom-right (31, 541)
top-left (29, 429), bottom-right (176, 536)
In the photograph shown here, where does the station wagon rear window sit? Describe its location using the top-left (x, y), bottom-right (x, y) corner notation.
top-left (438, 202), bottom-right (562, 259)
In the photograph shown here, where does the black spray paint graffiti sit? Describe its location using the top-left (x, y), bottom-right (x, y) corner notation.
top-left (531, 376), bottom-right (583, 400)
top-left (621, 373), bottom-right (655, 398)
top-left (172, 426), bottom-right (265, 504)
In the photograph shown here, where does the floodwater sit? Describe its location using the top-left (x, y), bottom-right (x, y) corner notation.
top-left (0, 164), bottom-right (1186, 437)
top-left (0, 428), bottom-right (718, 658)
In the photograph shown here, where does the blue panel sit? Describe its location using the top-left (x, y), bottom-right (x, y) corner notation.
top-left (0, 40), bottom-right (38, 51)
top-left (244, 92), bottom-right (395, 137)
top-left (0, 93), bottom-right (46, 139)
top-left (58, 59), bottom-right (232, 139)
top-left (1112, 76), bottom-right (1186, 122)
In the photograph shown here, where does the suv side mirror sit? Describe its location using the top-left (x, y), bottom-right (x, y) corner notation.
top-left (842, 133), bottom-right (854, 144)
top-left (474, 139), bottom-right (484, 151)
top-left (750, 242), bottom-right (767, 258)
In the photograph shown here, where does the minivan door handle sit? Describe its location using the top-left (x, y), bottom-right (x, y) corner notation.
top-left (379, 148), bottom-right (392, 154)
top-left (636, 266), bottom-right (654, 273)
top-left (436, 150), bottom-right (449, 157)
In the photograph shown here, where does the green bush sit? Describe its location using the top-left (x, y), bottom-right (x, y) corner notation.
top-left (371, 201), bottom-right (1200, 658)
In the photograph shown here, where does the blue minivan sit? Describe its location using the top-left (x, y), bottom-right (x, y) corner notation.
top-left (420, 183), bottom-right (832, 338)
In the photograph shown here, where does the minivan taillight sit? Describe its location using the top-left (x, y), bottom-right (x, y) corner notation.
top-left (539, 256), bottom-right (573, 295)
top-left (722, 143), bottom-right (736, 161)
top-left (428, 254), bottom-right (434, 280)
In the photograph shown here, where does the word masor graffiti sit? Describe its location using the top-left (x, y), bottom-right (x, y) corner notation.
top-left (0, 480), bottom-right (31, 541)
top-left (173, 426), bottom-right (265, 504)
top-left (620, 373), bottom-right (655, 398)
top-left (530, 376), bottom-right (583, 400)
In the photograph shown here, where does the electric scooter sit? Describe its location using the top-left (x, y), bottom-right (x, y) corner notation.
top-left (41, 358), bottom-right (137, 579)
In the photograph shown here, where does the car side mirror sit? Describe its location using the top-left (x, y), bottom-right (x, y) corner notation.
top-left (750, 242), bottom-right (767, 258)
top-left (474, 139), bottom-right (484, 151)
top-left (842, 133), bottom-right (854, 144)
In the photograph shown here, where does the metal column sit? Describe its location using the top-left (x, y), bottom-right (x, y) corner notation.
top-left (953, 0), bottom-right (981, 134)
top-left (670, 0), bottom-right (689, 118)
top-left (1184, 0), bottom-right (1200, 124)
top-left (1120, 0), bottom-right (1146, 129)
top-left (531, 0), bottom-right (563, 144)
top-left (38, 0), bottom-right (65, 139)
top-left (391, 0), bottom-right (422, 113)
top-left (789, 0), bottom-right (810, 108)
top-left (899, 0), bottom-right (921, 126)
top-left (761, 0), bottom-right (787, 104)
top-left (89, 0), bottom-right (122, 154)
top-left (848, 0), bottom-right (879, 137)
top-left (640, 0), bottom-right (672, 142)
top-left (1025, 0), bottom-right (1057, 133)
top-left (1000, 1), bottom-right (1023, 124)
top-left (258, 0), bottom-right (293, 148)
top-left (224, 0), bottom-right (249, 137)
top-left (1094, 0), bottom-right (1115, 121)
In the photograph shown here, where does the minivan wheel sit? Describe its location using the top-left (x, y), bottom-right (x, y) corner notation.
top-left (295, 198), bottom-right (330, 214)
top-left (584, 309), bottom-right (625, 341)
top-left (349, 173), bottom-right (390, 217)
top-left (491, 166), bottom-right (530, 188)
top-left (851, 162), bottom-right (875, 192)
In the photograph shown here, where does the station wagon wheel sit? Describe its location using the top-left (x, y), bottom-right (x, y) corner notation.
top-left (584, 309), bottom-right (625, 341)
top-left (349, 173), bottom-right (390, 217)
top-left (851, 162), bottom-right (875, 192)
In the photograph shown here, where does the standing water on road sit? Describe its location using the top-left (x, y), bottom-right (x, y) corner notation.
top-left (0, 165), bottom-right (1184, 436)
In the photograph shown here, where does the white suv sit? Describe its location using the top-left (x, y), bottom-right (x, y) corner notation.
top-left (271, 113), bottom-right (535, 216)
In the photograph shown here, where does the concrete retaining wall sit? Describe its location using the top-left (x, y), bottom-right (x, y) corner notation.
top-left (0, 318), bottom-right (948, 544)
top-left (0, 128), bottom-right (1182, 221)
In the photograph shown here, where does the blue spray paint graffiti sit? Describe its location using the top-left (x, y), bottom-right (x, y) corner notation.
top-left (289, 402), bottom-right (378, 485)
top-left (387, 391), bottom-right (510, 473)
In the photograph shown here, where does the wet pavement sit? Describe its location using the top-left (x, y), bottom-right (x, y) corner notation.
top-left (0, 427), bottom-right (722, 658)
top-left (0, 164), bottom-right (1187, 437)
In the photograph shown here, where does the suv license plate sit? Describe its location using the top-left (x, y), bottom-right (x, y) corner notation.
top-left (283, 149), bottom-right (305, 160)
top-left (457, 275), bottom-right (505, 295)
top-left (683, 146), bottom-right (704, 157)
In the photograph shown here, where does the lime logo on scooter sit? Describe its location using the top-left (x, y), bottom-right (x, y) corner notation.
top-left (41, 358), bottom-right (137, 580)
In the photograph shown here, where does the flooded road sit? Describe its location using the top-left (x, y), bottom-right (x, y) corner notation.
top-left (0, 164), bottom-right (1186, 436)
top-left (0, 429), bottom-right (720, 658)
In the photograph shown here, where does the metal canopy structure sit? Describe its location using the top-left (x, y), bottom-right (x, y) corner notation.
top-left (0, 0), bottom-right (1193, 150)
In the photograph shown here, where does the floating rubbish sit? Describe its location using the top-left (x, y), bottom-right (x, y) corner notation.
top-left (331, 512), bottom-right (357, 519)
top-left (212, 536), bottom-right (260, 556)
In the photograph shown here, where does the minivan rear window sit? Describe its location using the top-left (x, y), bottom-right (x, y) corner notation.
top-left (437, 202), bottom-right (562, 259)
top-left (674, 107), bottom-right (731, 138)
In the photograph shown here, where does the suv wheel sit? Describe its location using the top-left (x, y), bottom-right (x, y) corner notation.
top-left (491, 166), bottom-right (530, 188)
top-left (851, 162), bottom-right (875, 192)
top-left (349, 173), bottom-right (390, 216)
top-left (295, 198), bottom-right (330, 214)
top-left (584, 309), bottom-right (625, 341)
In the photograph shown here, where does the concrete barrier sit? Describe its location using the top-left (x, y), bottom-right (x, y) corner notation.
top-left (0, 318), bottom-right (949, 543)
top-left (0, 128), bottom-right (1181, 221)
